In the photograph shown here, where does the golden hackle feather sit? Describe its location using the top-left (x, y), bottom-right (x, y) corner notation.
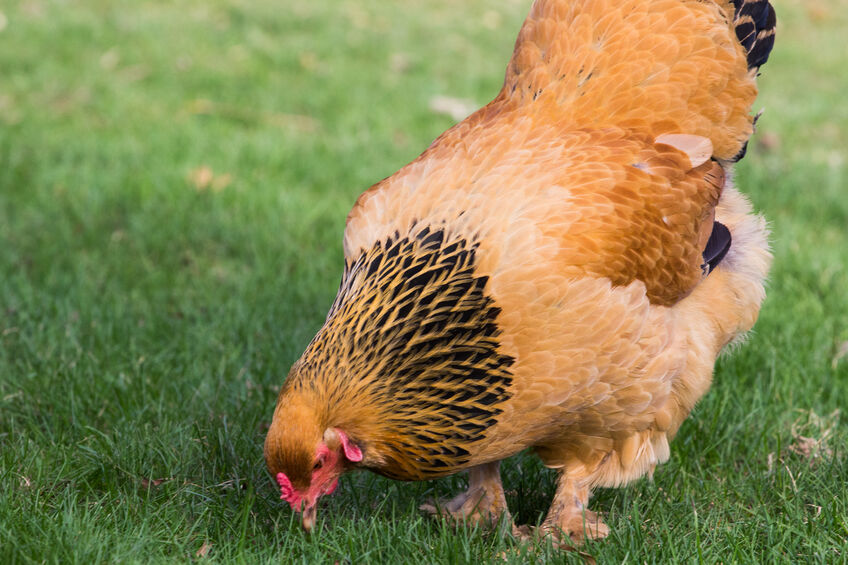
top-left (276, 228), bottom-right (516, 480)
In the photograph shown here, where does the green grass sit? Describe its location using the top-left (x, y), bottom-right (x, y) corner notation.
top-left (1, 0), bottom-right (846, 562)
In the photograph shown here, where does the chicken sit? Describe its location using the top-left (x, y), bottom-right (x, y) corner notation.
top-left (264, 0), bottom-right (776, 542)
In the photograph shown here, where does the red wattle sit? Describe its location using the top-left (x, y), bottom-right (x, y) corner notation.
top-left (325, 478), bottom-right (339, 495)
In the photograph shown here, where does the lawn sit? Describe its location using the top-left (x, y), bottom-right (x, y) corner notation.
top-left (0, 0), bottom-right (846, 562)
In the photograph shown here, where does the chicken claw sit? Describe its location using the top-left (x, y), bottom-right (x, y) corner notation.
top-left (420, 461), bottom-right (510, 527)
top-left (539, 471), bottom-right (609, 545)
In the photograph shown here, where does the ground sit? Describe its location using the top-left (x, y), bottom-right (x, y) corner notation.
top-left (0, 0), bottom-right (846, 562)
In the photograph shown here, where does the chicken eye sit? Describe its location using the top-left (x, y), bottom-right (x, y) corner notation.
top-left (313, 460), bottom-right (323, 471)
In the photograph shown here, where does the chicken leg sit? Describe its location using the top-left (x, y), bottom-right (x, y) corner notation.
top-left (540, 471), bottom-right (609, 544)
top-left (420, 461), bottom-right (510, 526)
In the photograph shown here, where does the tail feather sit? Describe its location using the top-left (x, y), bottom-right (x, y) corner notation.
top-left (726, 0), bottom-right (775, 161)
top-left (731, 0), bottom-right (777, 71)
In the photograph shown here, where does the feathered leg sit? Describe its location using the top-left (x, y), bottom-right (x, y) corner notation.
top-left (420, 461), bottom-right (510, 526)
top-left (540, 471), bottom-right (609, 544)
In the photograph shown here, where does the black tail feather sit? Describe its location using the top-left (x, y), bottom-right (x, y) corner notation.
top-left (701, 221), bottom-right (732, 276)
top-left (731, 0), bottom-right (777, 71)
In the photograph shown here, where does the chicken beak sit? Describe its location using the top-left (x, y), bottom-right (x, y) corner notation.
top-left (301, 503), bottom-right (317, 533)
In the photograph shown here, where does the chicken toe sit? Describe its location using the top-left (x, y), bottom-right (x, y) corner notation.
top-left (420, 461), bottom-right (510, 527)
top-left (540, 472), bottom-right (609, 544)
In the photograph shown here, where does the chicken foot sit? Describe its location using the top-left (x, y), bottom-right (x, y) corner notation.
top-left (539, 471), bottom-right (609, 544)
top-left (420, 461), bottom-right (510, 527)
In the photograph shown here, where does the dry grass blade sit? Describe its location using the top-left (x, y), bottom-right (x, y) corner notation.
top-left (195, 542), bottom-right (212, 558)
top-left (789, 409), bottom-right (839, 464)
top-left (140, 478), bottom-right (171, 489)
top-left (429, 96), bottom-right (478, 122)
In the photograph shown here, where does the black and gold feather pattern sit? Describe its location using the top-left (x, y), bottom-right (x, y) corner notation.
top-left (286, 226), bottom-right (515, 480)
top-left (727, 0), bottom-right (776, 162)
top-left (731, 0), bottom-right (776, 71)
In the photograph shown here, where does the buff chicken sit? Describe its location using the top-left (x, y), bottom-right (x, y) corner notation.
top-left (264, 0), bottom-right (776, 543)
